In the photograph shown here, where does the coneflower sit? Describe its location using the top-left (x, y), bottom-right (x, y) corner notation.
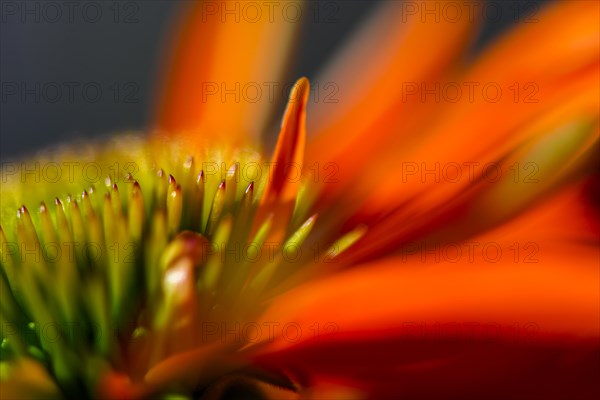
top-left (2, 1), bottom-right (599, 399)
top-left (1, 79), bottom-right (369, 399)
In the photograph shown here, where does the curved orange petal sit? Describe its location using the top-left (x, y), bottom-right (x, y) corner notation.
top-left (305, 0), bottom-right (478, 174)
top-left (356, 118), bottom-right (597, 262)
top-left (252, 181), bottom-right (600, 397)
top-left (368, 64), bottom-right (599, 208)
top-left (259, 179), bottom-right (599, 339)
top-left (468, 0), bottom-right (599, 83)
top-left (260, 78), bottom-right (309, 207)
top-left (308, 0), bottom-right (599, 217)
top-left (154, 0), bottom-right (299, 147)
top-left (253, 78), bottom-right (309, 242)
top-left (310, 103), bottom-right (595, 265)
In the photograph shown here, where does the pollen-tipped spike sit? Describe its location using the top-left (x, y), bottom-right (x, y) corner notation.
top-left (285, 214), bottom-right (317, 253)
top-left (67, 199), bottom-right (85, 262)
top-left (206, 181), bottom-right (226, 235)
top-left (242, 182), bottom-right (255, 212)
top-left (129, 181), bottom-right (145, 241)
top-left (16, 205), bottom-right (37, 241)
top-left (49, 197), bottom-right (78, 321)
top-left (168, 174), bottom-right (177, 186)
top-left (39, 202), bottom-right (57, 247)
top-left (111, 183), bottom-right (122, 217)
top-left (80, 191), bottom-right (104, 267)
top-left (54, 198), bottom-right (71, 242)
top-left (167, 184), bottom-right (182, 237)
top-left (155, 169), bottom-right (168, 210)
top-left (191, 171), bottom-right (206, 232)
top-left (326, 224), bottom-right (368, 260)
top-left (181, 158), bottom-right (197, 224)
top-left (15, 205), bottom-right (49, 291)
top-left (196, 170), bottom-right (205, 184)
top-left (103, 192), bottom-right (116, 244)
top-left (94, 186), bottom-right (107, 217)
top-left (81, 190), bottom-right (94, 216)
top-left (230, 181), bottom-right (255, 245)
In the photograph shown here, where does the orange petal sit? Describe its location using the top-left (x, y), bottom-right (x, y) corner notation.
top-left (309, 0), bottom-right (599, 216)
top-left (467, 175), bottom-right (599, 247)
top-left (154, 1), bottom-right (299, 147)
top-left (333, 67), bottom-right (598, 233)
top-left (468, 0), bottom-right (599, 84)
top-left (346, 116), bottom-right (599, 259)
top-left (258, 181), bottom-right (599, 340)
top-left (252, 181), bottom-right (600, 396)
top-left (305, 1), bottom-right (478, 197)
top-left (261, 78), bottom-right (309, 206)
top-left (370, 68), bottom-right (600, 213)
top-left (253, 78), bottom-right (309, 241)
top-left (314, 64), bottom-right (596, 258)
top-left (255, 259), bottom-right (599, 398)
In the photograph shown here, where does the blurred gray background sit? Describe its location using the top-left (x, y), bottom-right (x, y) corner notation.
top-left (1, 0), bottom-right (547, 159)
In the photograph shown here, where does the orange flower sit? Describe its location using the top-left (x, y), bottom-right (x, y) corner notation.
top-left (1, 1), bottom-right (598, 399)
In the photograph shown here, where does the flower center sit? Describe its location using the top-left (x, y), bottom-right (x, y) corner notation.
top-left (0, 78), bottom-right (366, 398)
top-left (0, 147), bottom-right (364, 398)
